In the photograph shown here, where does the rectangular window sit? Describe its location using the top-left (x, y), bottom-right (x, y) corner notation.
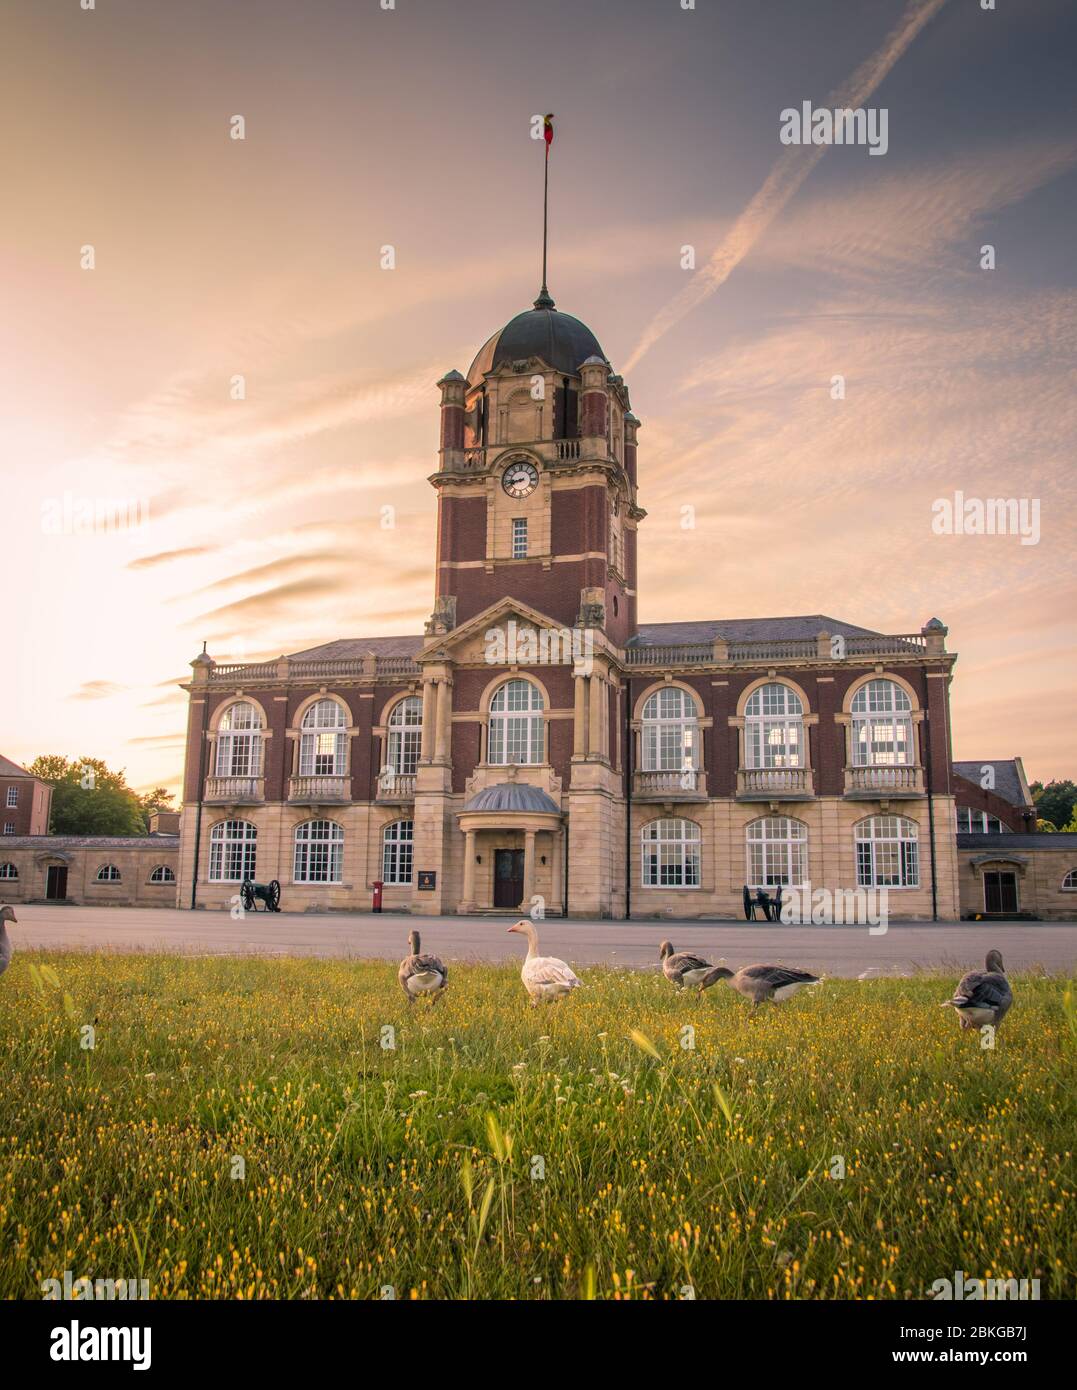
top-left (5, 787), bottom-right (17, 808)
top-left (511, 517), bottom-right (527, 559)
top-left (3, 823), bottom-right (14, 836)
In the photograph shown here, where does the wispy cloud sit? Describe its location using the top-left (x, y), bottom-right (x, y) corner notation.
top-left (625, 0), bottom-right (949, 369)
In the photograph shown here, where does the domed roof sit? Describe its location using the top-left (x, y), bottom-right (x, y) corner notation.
top-left (461, 783), bottom-right (562, 815)
top-left (467, 301), bottom-right (605, 384)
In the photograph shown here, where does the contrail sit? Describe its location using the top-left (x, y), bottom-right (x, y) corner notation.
top-left (624, 0), bottom-right (948, 372)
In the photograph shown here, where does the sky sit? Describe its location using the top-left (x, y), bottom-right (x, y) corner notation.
top-left (2, 0), bottom-right (1075, 794)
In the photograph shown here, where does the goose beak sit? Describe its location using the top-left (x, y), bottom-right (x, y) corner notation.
top-left (507, 920), bottom-right (527, 934)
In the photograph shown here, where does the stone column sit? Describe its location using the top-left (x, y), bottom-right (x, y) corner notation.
top-left (588, 673), bottom-right (605, 758)
top-left (522, 829), bottom-right (536, 910)
top-left (434, 678), bottom-right (452, 760)
top-left (420, 679), bottom-right (435, 762)
top-left (462, 829), bottom-right (477, 907)
top-left (573, 674), bottom-right (587, 756)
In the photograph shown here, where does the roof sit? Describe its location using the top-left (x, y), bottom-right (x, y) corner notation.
top-left (0, 755), bottom-right (36, 779)
top-left (953, 760), bottom-right (1032, 810)
top-left (467, 305), bottom-right (605, 384)
top-left (630, 615), bottom-right (882, 646)
top-left (956, 833), bottom-right (1077, 851)
top-left (462, 784), bottom-right (561, 815)
top-left (0, 835), bottom-right (179, 850)
top-left (286, 635), bottom-right (424, 661)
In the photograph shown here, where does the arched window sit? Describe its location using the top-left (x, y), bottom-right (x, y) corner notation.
top-left (215, 701), bottom-right (264, 777)
top-left (209, 820), bottom-right (257, 882)
top-left (641, 687), bottom-right (700, 772)
top-left (387, 696), bottom-right (423, 775)
top-left (96, 864), bottom-right (121, 882)
top-left (488, 679), bottom-right (544, 765)
top-left (957, 808), bottom-right (1010, 834)
top-left (641, 818), bottom-right (701, 888)
top-left (1062, 870), bottom-right (1077, 891)
top-left (382, 820), bottom-right (413, 885)
top-left (850, 680), bottom-right (913, 767)
top-left (0, 862), bottom-right (17, 879)
top-left (856, 815), bottom-right (919, 888)
top-left (149, 865), bottom-right (176, 883)
top-left (744, 683), bottom-right (804, 768)
top-left (746, 817), bottom-right (807, 887)
top-left (294, 819), bottom-right (344, 884)
top-left (299, 698), bottom-right (347, 776)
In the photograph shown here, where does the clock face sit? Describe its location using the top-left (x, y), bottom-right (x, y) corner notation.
top-left (501, 460), bottom-right (539, 498)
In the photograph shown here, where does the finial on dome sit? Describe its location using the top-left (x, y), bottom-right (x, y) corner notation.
top-left (533, 286), bottom-right (555, 310)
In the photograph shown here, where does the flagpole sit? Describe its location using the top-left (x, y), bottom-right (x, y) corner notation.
top-left (536, 114), bottom-right (554, 309)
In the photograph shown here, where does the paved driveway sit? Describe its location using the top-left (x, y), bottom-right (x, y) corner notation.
top-left (6, 903), bottom-right (1076, 976)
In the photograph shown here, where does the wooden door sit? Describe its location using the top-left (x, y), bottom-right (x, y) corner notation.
top-left (984, 871), bottom-right (1017, 915)
top-left (493, 849), bottom-right (524, 908)
top-left (46, 865), bottom-right (68, 900)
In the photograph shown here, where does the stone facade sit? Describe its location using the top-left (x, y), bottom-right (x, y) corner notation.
top-left (0, 836), bottom-right (179, 906)
top-left (176, 292), bottom-right (970, 920)
top-left (956, 833), bottom-right (1077, 920)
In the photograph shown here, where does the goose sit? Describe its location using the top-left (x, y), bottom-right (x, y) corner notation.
top-left (507, 920), bottom-right (582, 1005)
top-left (397, 929), bottom-right (448, 1003)
top-left (698, 962), bottom-right (821, 1010)
top-left (0, 905), bottom-right (17, 977)
top-left (941, 949), bottom-right (1013, 1031)
top-left (658, 940), bottom-right (725, 992)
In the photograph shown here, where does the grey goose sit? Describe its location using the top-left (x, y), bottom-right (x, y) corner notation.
top-left (941, 949), bottom-right (1013, 1031)
top-left (397, 929), bottom-right (448, 1003)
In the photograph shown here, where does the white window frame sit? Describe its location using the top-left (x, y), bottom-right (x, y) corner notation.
top-left (957, 807), bottom-right (1009, 834)
top-left (387, 696), bottom-right (423, 776)
top-left (487, 679), bottom-right (545, 766)
top-left (641, 817), bottom-right (701, 888)
top-left (0, 863), bottom-right (17, 879)
top-left (5, 786), bottom-right (17, 808)
top-left (208, 819), bottom-right (257, 882)
top-left (640, 687), bottom-right (700, 773)
top-left (511, 517), bottom-right (528, 559)
top-left (382, 819), bottom-right (413, 885)
top-left (1061, 870), bottom-right (1077, 892)
top-left (856, 815), bottom-right (919, 888)
top-left (746, 817), bottom-right (807, 888)
top-left (2, 823), bottom-right (14, 836)
top-left (96, 864), bottom-right (121, 882)
top-left (293, 819), bottom-right (344, 884)
top-left (149, 865), bottom-right (176, 883)
top-left (299, 698), bottom-right (347, 777)
top-left (216, 701), bottom-right (264, 778)
top-left (851, 680), bottom-right (914, 767)
top-left (744, 683), bottom-right (805, 769)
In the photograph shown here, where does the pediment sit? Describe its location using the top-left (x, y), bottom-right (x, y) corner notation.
top-left (419, 596), bottom-right (577, 667)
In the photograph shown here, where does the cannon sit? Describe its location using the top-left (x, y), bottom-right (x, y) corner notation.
top-left (241, 878), bottom-right (281, 913)
top-left (743, 884), bottom-right (783, 922)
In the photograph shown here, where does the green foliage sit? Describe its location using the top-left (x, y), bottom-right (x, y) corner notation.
top-left (0, 953), bottom-right (1072, 1300)
top-left (138, 787), bottom-right (176, 833)
top-left (1030, 780), bottom-right (1077, 836)
top-left (26, 755), bottom-right (145, 837)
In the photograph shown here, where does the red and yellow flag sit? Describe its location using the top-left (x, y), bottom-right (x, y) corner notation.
top-left (543, 113), bottom-right (554, 147)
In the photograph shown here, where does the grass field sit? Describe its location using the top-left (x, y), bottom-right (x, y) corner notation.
top-left (0, 951), bottom-right (1073, 1300)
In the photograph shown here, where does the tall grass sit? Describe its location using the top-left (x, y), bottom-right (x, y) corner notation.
top-left (0, 951), bottom-right (1072, 1299)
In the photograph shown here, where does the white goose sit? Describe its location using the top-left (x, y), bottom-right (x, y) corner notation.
top-left (507, 920), bottom-right (582, 1005)
top-left (397, 929), bottom-right (448, 1003)
top-left (0, 905), bottom-right (18, 977)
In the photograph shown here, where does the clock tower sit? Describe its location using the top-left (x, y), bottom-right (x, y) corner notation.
top-left (428, 290), bottom-right (642, 646)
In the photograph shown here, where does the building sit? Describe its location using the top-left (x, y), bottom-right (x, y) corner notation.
top-left (0, 834), bottom-right (179, 906)
top-left (176, 285), bottom-right (976, 921)
top-left (956, 832), bottom-right (1077, 919)
top-left (952, 758), bottom-right (1036, 834)
top-left (0, 755), bottom-right (53, 837)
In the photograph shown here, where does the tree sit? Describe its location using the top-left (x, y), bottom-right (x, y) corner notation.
top-left (1029, 780), bottom-right (1077, 835)
top-left (27, 755), bottom-right (146, 837)
top-left (138, 786), bottom-right (176, 833)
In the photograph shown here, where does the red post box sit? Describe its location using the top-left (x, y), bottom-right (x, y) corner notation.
top-left (372, 880), bottom-right (383, 913)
